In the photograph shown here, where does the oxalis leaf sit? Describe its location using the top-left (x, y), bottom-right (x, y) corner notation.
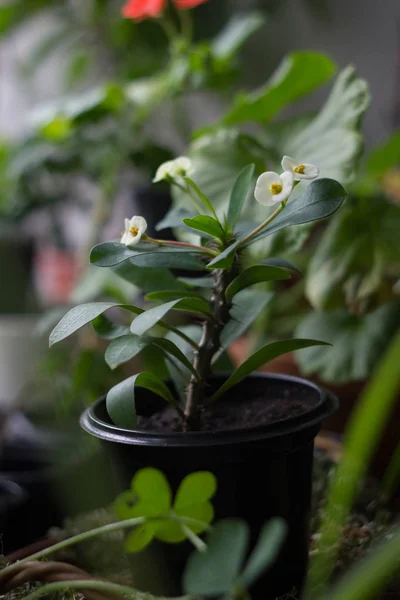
top-left (115, 468), bottom-right (217, 552)
top-left (106, 372), bottom-right (178, 429)
top-left (184, 516), bottom-right (286, 596)
top-left (209, 339), bottom-right (331, 403)
top-left (225, 265), bottom-right (290, 303)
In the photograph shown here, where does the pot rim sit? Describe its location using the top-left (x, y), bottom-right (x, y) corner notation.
top-left (80, 373), bottom-right (338, 448)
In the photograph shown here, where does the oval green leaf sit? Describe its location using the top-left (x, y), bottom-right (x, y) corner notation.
top-left (209, 339), bottom-right (331, 403)
top-left (106, 372), bottom-right (178, 429)
top-left (131, 298), bottom-right (212, 337)
top-left (183, 216), bottom-right (225, 240)
top-left (225, 265), bottom-right (291, 303)
top-left (105, 334), bottom-right (151, 369)
top-left (49, 302), bottom-right (142, 346)
top-left (226, 164), bottom-right (255, 231)
top-left (249, 178), bottom-right (347, 245)
top-left (183, 519), bottom-right (249, 596)
top-left (239, 519), bottom-right (287, 588)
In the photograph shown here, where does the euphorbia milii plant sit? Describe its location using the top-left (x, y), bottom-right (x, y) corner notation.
top-left (50, 156), bottom-right (347, 431)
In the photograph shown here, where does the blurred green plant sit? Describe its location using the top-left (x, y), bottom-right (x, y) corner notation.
top-left (295, 131), bottom-right (400, 383)
top-left (305, 328), bottom-right (400, 598)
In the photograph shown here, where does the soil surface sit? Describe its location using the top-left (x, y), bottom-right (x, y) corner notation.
top-left (137, 382), bottom-right (317, 433)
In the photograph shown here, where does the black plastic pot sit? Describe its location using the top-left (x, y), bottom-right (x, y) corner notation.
top-left (81, 373), bottom-right (338, 599)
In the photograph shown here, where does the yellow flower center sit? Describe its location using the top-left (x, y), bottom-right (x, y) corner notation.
top-left (129, 226), bottom-right (140, 236)
top-left (294, 164), bottom-right (306, 174)
top-left (270, 183), bottom-right (283, 195)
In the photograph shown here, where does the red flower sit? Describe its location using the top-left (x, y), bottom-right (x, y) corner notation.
top-left (122, 0), bottom-right (165, 21)
top-left (122, 0), bottom-right (208, 22)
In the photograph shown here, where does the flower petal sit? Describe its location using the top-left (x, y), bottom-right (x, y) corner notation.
top-left (122, 0), bottom-right (166, 21)
top-left (153, 156), bottom-right (192, 182)
top-left (302, 163), bottom-right (320, 179)
top-left (281, 156), bottom-right (298, 172)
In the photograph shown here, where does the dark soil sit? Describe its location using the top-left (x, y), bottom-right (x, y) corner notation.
top-left (137, 383), bottom-right (317, 433)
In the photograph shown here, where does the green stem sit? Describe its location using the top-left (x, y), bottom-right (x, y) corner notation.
top-left (22, 580), bottom-right (191, 600)
top-left (178, 9), bottom-right (193, 44)
top-left (2, 516), bottom-right (210, 579)
top-left (171, 180), bottom-right (205, 214)
top-left (145, 236), bottom-right (217, 256)
top-left (237, 202), bottom-right (285, 248)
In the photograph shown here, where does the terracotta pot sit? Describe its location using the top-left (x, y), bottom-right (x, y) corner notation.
top-left (229, 338), bottom-right (400, 483)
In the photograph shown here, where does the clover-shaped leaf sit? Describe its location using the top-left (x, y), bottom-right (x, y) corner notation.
top-left (114, 468), bottom-right (217, 552)
top-left (183, 518), bottom-right (287, 597)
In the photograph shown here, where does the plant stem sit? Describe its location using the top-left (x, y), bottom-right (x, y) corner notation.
top-left (0, 516), bottom-right (209, 579)
top-left (21, 580), bottom-right (191, 600)
top-left (145, 236), bottom-right (217, 256)
top-left (237, 202), bottom-right (286, 248)
top-left (184, 267), bottom-right (238, 429)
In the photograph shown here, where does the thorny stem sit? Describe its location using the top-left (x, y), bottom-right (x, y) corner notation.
top-left (184, 266), bottom-right (238, 429)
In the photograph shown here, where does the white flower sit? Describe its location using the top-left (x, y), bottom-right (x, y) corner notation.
top-left (153, 156), bottom-right (193, 183)
top-left (254, 171), bottom-right (294, 206)
top-left (120, 216), bottom-right (147, 247)
top-left (281, 156), bottom-right (319, 181)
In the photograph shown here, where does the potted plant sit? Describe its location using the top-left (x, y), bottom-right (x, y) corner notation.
top-left (49, 152), bottom-right (347, 596)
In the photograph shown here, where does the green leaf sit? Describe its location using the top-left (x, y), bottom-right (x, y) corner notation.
top-left (250, 178), bottom-right (347, 244)
top-left (225, 265), bottom-right (291, 303)
top-left (90, 242), bottom-right (207, 270)
top-left (209, 339), bottom-right (331, 402)
top-left (366, 130), bottom-right (400, 178)
top-left (305, 195), bottom-right (400, 311)
top-left (207, 239), bottom-right (242, 270)
top-left (92, 315), bottom-right (130, 340)
top-left (183, 216), bottom-right (225, 240)
top-left (212, 12), bottom-right (266, 61)
top-left (106, 372), bottom-right (177, 429)
top-left (178, 276), bottom-right (213, 288)
top-left (184, 177), bottom-right (219, 220)
top-left (239, 519), bottom-right (287, 588)
top-left (222, 52), bottom-right (336, 125)
top-left (226, 164), bottom-right (255, 231)
top-left (131, 298), bottom-right (211, 336)
top-left (219, 290), bottom-right (274, 352)
top-left (174, 129), bottom-right (266, 212)
top-left (125, 522), bottom-right (159, 553)
top-left (184, 520), bottom-right (249, 596)
top-left (174, 472), bottom-right (217, 510)
top-left (49, 302), bottom-right (142, 346)
top-left (152, 338), bottom-right (200, 379)
top-left (114, 263), bottom-right (186, 292)
top-left (132, 468), bottom-right (172, 514)
top-left (105, 335), bottom-right (150, 369)
top-left (294, 302), bottom-right (400, 384)
top-left (281, 66), bottom-right (369, 185)
top-left (260, 258), bottom-right (302, 275)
